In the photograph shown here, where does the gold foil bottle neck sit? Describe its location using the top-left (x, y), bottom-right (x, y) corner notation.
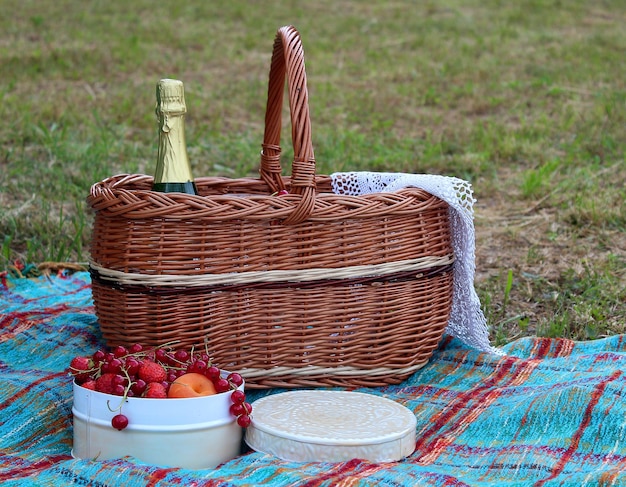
top-left (152, 78), bottom-right (197, 194)
top-left (156, 79), bottom-right (186, 116)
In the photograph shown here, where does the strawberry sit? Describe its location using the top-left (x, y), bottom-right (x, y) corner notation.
top-left (70, 356), bottom-right (92, 372)
top-left (69, 356), bottom-right (93, 384)
top-left (138, 360), bottom-right (167, 383)
top-left (81, 379), bottom-right (97, 390)
top-left (95, 373), bottom-right (117, 394)
top-left (144, 382), bottom-right (167, 398)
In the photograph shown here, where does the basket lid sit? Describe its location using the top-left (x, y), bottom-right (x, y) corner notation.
top-left (244, 390), bottom-right (416, 462)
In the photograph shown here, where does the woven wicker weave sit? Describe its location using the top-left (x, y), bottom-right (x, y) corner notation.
top-left (87, 25), bottom-right (454, 389)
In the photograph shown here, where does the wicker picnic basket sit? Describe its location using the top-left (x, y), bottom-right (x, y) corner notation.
top-left (87, 25), bottom-right (454, 389)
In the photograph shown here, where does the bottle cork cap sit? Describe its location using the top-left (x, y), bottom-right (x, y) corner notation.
top-left (156, 79), bottom-right (186, 115)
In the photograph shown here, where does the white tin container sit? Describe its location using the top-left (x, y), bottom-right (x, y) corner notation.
top-left (72, 379), bottom-right (243, 469)
top-left (245, 390), bottom-right (416, 463)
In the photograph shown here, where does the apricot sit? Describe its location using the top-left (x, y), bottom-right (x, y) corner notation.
top-left (168, 373), bottom-right (217, 398)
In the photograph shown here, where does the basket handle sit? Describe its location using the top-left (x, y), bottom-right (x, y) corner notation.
top-left (260, 25), bottom-right (316, 225)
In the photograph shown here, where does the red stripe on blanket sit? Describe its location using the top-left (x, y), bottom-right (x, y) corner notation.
top-left (534, 369), bottom-right (623, 486)
top-left (145, 467), bottom-right (177, 487)
top-left (0, 371), bottom-right (67, 409)
top-left (414, 356), bottom-right (515, 458)
top-left (0, 305), bottom-right (74, 344)
top-left (416, 355), bottom-right (540, 465)
top-left (0, 454), bottom-right (72, 482)
top-left (299, 458), bottom-right (369, 487)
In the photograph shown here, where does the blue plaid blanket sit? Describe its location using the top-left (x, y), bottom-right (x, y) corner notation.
top-left (1, 271), bottom-right (625, 486)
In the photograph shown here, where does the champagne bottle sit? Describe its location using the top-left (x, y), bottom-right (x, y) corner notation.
top-left (152, 78), bottom-right (198, 194)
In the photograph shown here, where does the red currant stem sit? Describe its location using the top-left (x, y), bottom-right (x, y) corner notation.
top-left (100, 368), bottom-right (133, 412)
top-left (106, 397), bottom-right (126, 413)
top-left (120, 367), bottom-right (135, 398)
top-left (69, 365), bottom-right (100, 378)
top-left (141, 341), bottom-right (181, 360)
top-left (152, 340), bottom-right (181, 350)
top-left (169, 365), bottom-right (187, 371)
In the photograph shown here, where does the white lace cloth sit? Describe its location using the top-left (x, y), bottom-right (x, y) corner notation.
top-left (330, 171), bottom-right (503, 355)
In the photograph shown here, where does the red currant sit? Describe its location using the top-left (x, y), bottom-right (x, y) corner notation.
top-left (230, 390), bottom-right (246, 404)
top-left (227, 373), bottom-right (244, 388)
top-left (214, 378), bottom-right (230, 393)
top-left (205, 366), bottom-right (220, 381)
top-left (125, 357), bottom-right (140, 377)
top-left (237, 414), bottom-right (252, 428)
top-left (111, 414), bottom-right (129, 430)
top-left (174, 349), bottom-right (189, 363)
top-left (155, 349), bottom-right (168, 362)
top-left (92, 350), bottom-right (106, 364)
top-left (130, 379), bottom-right (147, 395)
top-left (230, 403), bottom-right (246, 416)
top-left (108, 358), bottom-right (123, 374)
top-left (113, 345), bottom-right (128, 358)
top-left (188, 359), bottom-right (207, 374)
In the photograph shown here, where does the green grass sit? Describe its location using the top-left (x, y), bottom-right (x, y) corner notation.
top-left (1, 0), bottom-right (624, 344)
